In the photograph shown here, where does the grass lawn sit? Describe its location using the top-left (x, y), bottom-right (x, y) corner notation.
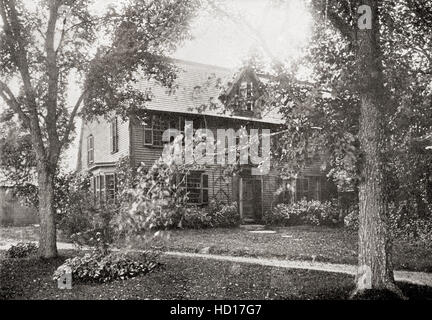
top-left (1, 250), bottom-right (432, 300)
top-left (1, 225), bottom-right (432, 273)
top-left (143, 226), bottom-right (432, 273)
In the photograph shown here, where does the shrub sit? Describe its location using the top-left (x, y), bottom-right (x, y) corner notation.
top-left (52, 250), bottom-right (160, 283)
top-left (209, 201), bottom-right (240, 228)
top-left (343, 205), bottom-right (359, 229)
top-left (264, 200), bottom-right (341, 227)
top-left (343, 202), bottom-right (432, 244)
top-left (7, 242), bottom-right (38, 258)
top-left (179, 201), bottom-right (240, 229)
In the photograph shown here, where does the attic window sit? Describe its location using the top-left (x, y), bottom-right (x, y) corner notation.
top-left (239, 81), bottom-right (248, 98)
top-left (238, 81), bottom-right (254, 111)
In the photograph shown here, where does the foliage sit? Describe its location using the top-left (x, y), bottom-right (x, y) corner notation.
top-left (264, 200), bottom-right (340, 227)
top-left (114, 155), bottom-right (188, 241)
top-left (7, 242), bottom-right (38, 259)
top-left (113, 152), bottom-right (240, 236)
top-left (343, 205), bottom-right (359, 230)
top-left (54, 171), bottom-right (118, 254)
top-left (180, 201), bottom-right (239, 229)
top-left (52, 250), bottom-right (160, 283)
top-left (0, 0), bottom-right (200, 257)
top-left (344, 202), bottom-right (432, 244)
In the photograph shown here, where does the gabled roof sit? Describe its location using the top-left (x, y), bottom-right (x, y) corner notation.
top-left (134, 59), bottom-right (283, 124)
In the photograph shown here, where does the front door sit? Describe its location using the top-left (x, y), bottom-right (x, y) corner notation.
top-left (240, 178), bottom-right (262, 223)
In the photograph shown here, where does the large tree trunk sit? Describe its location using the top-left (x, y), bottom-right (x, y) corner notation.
top-left (37, 165), bottom-right (58, 258)
top-left (354, 0), bottom-right (402, 297)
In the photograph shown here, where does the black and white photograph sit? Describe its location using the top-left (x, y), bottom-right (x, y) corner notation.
top-left (0, 0), bottom-right (431, 307)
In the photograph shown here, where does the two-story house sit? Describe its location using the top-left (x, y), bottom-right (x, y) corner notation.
top-left (76, 59), bottom-right (333, 223)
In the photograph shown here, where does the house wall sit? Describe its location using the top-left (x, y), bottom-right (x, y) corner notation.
top-left (129, 112), bottom-right (334, 215)
top-left (130, 113), bottom-right (278, 206)
top-left (0, 187), bottom-right (38, 227)
top-left (79, 116), bottom-right (130, 171)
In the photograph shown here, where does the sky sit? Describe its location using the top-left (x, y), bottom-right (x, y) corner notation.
top-left (1, 0), bottom-right (313, 171)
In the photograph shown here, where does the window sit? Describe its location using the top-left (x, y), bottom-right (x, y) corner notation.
top-left (105, 174), bottom-right (117, 203)
top-left (183, 171), bottom-right (209, 205)
top-left (246, 82), bottom-right (254, 111)
top-left (87, 135), bottom-right (94, 165)
top-left (93, 174), bottom-right (117, 205)
top-left (296, 176), bottom-right (321, 201)
top-left (144, 115), bottom-right (186, 146)
top-left (238, 81), bottom-right (254, 111)
top-left (144, 115), bottom-right (169, 147)
top-left (110, 118), bottom-right (119, 153)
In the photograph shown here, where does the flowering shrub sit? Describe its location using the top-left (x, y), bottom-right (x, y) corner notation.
top-left (7, 242), bottom-right (38, 258)
top-left (52, 251), bottom-right (160, 283)
top-left (264, 200), bottom-right (340, 226)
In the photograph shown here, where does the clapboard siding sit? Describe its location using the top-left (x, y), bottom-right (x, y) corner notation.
top-left (79, 116), bottom-right (130, 171)
top-left (130, 121), bottom-right (162, 167)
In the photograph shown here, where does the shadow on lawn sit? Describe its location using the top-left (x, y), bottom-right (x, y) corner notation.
top-left (1, 251), bottom-right (432, 300)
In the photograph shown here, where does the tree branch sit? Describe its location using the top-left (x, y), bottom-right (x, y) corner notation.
top-left (0, 80), bottom-right (30, 127)
top-left (1, 0), bottom-right (47, 162)
top-left (61, 89), bottom-right (86, 149)
top-left (310, 0), bottom-right (355, 42)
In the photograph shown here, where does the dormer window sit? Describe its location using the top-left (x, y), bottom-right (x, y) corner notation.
top-left (238, 81), bottom-right (254, 111)
top-left (239, 81), bottom-right (248, 98)
top-left (247, 82), bottom-right (253, 99)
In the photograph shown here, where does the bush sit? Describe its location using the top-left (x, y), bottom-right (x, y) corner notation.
top-left (209, 201), bottom-right (240, 228)
top-left (343, 202), bottom-right (432, 244)
top-left (52, 250), bottom-right (160, 283)
top-left (7, 242), bottom-right (38, 258)
top-left (179, 201), bottom-right (240, 229)
top-left (264, 200), bottom-right (341, 227)
top-left (343, 205), bottom-right (359, 229)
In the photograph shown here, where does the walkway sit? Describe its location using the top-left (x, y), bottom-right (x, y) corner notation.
top-left (1, 239), bottom-right (431, 287)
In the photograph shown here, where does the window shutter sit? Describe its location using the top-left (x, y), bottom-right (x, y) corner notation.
top-left (201, 174), bottom-right (209, 204)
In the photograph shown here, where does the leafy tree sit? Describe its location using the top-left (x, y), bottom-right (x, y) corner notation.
top-left (209, 0), bottom-right (431, 297)
top-left (0, 0), bottom-right (199, 258)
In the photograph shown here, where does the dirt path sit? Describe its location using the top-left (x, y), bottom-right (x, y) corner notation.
top-left (165, 251), bottom-right (432, 287)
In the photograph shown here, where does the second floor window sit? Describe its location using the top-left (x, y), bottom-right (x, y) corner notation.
top-left (87, 135), bottom-right (94, 165)
top-left (144, 115), bottom-right (186, 147)
top-left (110, 118), bottom-right (119, 153)
top-left (144, 115), bottom-right (169, 147)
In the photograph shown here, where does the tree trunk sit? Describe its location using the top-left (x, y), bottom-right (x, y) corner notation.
top-left (354, 0), bottom-right (402, 298)
top-left (37, 165), bottom-right (58, 258)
